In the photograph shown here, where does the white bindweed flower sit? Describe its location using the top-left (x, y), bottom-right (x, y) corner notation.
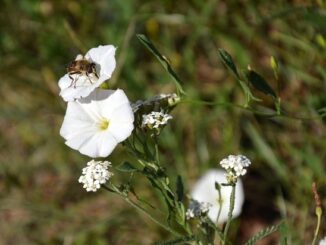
top-left (320, 237), bottom-right (326, 245)
top-left (220, 155), bottom-right (251, 183)
top-left (60, 89), bottom-right (134, 158)
top-left (78, 160), bottom-right (113, 192)
top-left (142, 111), bottom-right (172, 129)
top-left (190, 169), bottom-right (244, 224)
top-left (59, 45), bottom-right (116, 102)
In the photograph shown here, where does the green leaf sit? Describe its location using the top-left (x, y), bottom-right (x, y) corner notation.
top-left (176, 175), bottom-right (184, 202)
top-left (218, 48), bottom-right (240, 79)
top-left (136, 34), bottom-right (185, 95)
top-left (244, 223), bottom-right (280, 245)
top-left (246, 70), bottom-right (277, 98)
top-left (116, 161), bottom-right (138, 172)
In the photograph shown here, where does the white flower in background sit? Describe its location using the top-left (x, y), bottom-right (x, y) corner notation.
top-left (320, 237), bottom-right (326, 245)
top-left (142, 111), bottom-right (172, 129)
top-left (78, 160), bottom-right (113, 192)
top-left (60, 89), bottom-right (134, 158)
top-left (220, 155), bottom-right (251, 183)
top-left (186, 200), bottom-right (212, 220)
top-left (59, 45), bottom-right (116, 102)
top-left (190, 169), bottom-right (244, 224)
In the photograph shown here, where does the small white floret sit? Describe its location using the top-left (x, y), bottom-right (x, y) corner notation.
top-left (141, 111), bottom-right (173, 129)
top-left (220, 155), bottom-right (251, 182)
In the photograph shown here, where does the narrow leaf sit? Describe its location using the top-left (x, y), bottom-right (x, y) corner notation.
top-left (246, 70), bottom-right (277, 98)
top-left (176, 175), bottom-right (184, 202)
top-left (136, 34), bottom-right (185, 95)
top-left (279, 222), bottom-right (288, 245)
top-left (116, 161), bottom-right (138, 172)
top-left (244, 224), bottom-right (280, 245)
top-left (218, 48), bottom-right (240, 78)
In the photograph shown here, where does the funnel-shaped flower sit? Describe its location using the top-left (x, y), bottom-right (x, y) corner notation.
top-left (60, 89), bottom-right (134, 158)
top-left (190, 169), bottom-right (244, 224)
top-left (59, 45), bottom-right (116, 102)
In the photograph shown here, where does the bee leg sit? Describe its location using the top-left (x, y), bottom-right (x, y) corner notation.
top-left (68, 73), bottom-right (81, 88)
top-left (74, 74), bottom-right (82, 88)
top-left (86, 72), bottom-right (94, 84)
top-left (68, 74), bottom-right (75, 87)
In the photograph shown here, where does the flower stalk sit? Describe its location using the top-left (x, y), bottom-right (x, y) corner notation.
top-left (102, 184), bottom-right (183, 237)
top-left (222, 184), bottom-right (236, 245)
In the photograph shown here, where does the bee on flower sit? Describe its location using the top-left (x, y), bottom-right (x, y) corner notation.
top-left (59, 45), bottom-right (116, 102)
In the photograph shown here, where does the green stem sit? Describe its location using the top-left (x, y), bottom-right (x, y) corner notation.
top-left (223, 184), bottom-right (236, 245)
top-left (180, 98), bottom-right (324, 121)
top-left (154, 135), bottom-right (160, 165)
top-left (216, 185), bottom-right (223, 237)
top-left (312, 207), bottom-right (322, 245)
top-left (103, 185), bottom-right (182, 237)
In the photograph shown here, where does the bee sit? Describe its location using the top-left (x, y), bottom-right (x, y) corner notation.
top-left (66, 55), bottom-right (99, 87)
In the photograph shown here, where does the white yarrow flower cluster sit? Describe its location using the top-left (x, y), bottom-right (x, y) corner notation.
top-left (220, 155), bottom-right (251, 183)
top-left (142, 111), bottom-right (173, 129)
top-left (78, 160), bottom-right (113, 192)
top-left (186, 200), bottom-right (212, 220)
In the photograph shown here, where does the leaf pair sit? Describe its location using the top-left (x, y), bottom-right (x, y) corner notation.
top-left (218, 48), bottom-right (277, 99)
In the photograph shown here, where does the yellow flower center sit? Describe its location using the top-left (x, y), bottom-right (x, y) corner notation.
top-left (98, 118), bottom-right (110, 131)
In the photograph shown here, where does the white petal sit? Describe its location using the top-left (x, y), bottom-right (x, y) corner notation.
top-left (60, 88), bottom-right (134, 158)
top-left (60, 102), bottom-right (96, 138)
top-left (111, 102), bottom-right (134, 121)
top-left (108, 121), bottom-right (134, 142)
top-left (85, 45), bottom-right (116, 78)
top-left (78, 131), bottom-right (118, 158)
top-left (78, 89), bottom-right (115, 103)
top-left (190, 169), bottom-right (244, 224)
top-left (64, 129), bottom-right (97, 151)
top-left (99, 89), bottom-right (131, 119)
top-left (59, 74), bottom-right (108, 102)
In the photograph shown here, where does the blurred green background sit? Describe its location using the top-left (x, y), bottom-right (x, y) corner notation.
top-left (0, 0), bottom-right (325, 244)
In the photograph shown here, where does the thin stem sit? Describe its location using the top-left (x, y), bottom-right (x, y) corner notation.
top-left (154, 135), bottom-right (160, 165)
top-left (102, 185), bottom-right (182, 237)
top-left (181, 98), bottom-right (324, 121)
top-left (223, 184), bottom-right (236, 245)
top-left (312, 207), bottom-right (322, 245)
top-left (216, 184), bottom-right (223, 226)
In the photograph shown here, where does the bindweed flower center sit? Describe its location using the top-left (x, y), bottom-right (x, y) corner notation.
top-left (97, 118), bottom-right (110, 131)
